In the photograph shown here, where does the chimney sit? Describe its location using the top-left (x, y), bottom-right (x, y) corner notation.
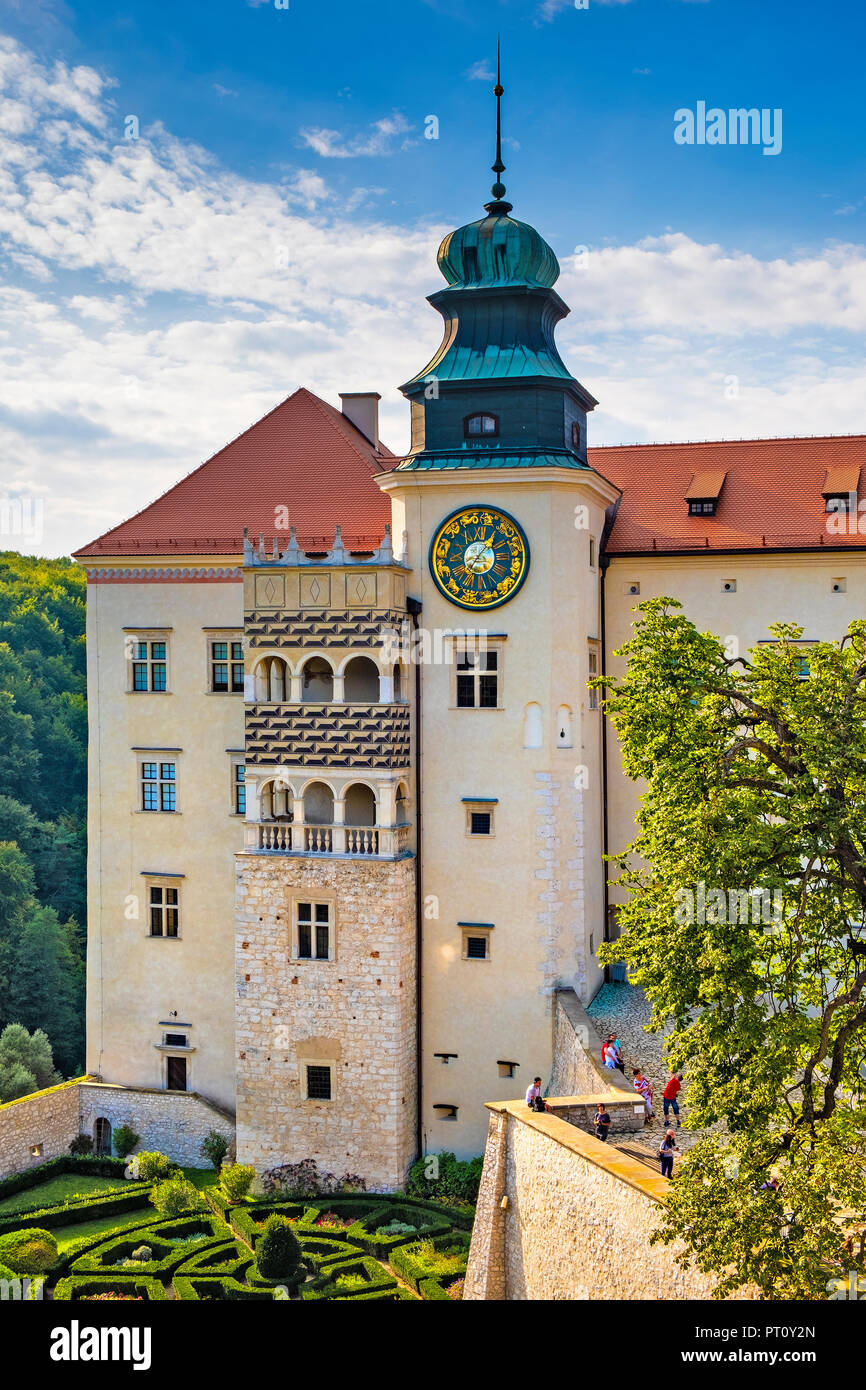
top-left (339, 392), bottom-right (380, 450)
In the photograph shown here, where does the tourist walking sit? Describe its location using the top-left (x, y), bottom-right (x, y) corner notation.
top-left (662, 1072), bottom-right (683, 1126)
top-left (632, 1067), bottom-right (654, 1123)
top-left (594, 1103), bottom-right (611, 1142)
top-left (659, 1129), bottom-right (678, 1178)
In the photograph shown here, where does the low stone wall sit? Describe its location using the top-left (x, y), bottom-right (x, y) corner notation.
top-left (465, 1101), bottom-right (730, 1301)
top-left (547, 1095), bottom-right (645, 1139)
top-left (549, 989), bottom-right (635, 1099)
top-left (0, 1079), bottom-right (87, 1182)
top-left (78, 1084), bottom-right (235, 1168)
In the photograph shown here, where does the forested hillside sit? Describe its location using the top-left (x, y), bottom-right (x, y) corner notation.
top-left (0, 551), bottom-right (87, 1095)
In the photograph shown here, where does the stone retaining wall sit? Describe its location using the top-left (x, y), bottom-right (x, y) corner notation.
top-left (464, 1101), bottom-right (736, 1301)
top-left (0, 1078), bottom-right (236, 1178)
top-left (549, 989), bottom-right (635, 1099)
top-left (0, 1079), bottom-right (85, 1182)
top-left (78, 1084), bottom-right (235, 1168)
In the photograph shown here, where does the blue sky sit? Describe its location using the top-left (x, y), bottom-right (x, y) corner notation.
top-left (1, 0), bottom-right (865, 554)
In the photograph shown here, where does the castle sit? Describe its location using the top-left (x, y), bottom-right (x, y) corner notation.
top-left (69, 89), bottom-right (866, 1190)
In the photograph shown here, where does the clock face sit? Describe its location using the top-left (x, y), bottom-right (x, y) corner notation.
top-left (429, 505), bottom-right (530, 610)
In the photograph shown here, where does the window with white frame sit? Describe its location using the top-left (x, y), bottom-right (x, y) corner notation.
top-left (455, 643), bottom-right (502, 709)
top-left (210, 637), bottom-right (245, 693)
top-left (294, 900), bottom-right (333, 961)
top-left (131, 639), bottom-right (168, 692)
top-left (141, 761), bottom-right (177, 812)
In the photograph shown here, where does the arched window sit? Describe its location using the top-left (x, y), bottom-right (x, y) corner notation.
top-left (571, 420), bottom-right (581, 450)
top-left (344, 783), bottom-right (377, 827)
top-left (301, 657), bottom-right (334, 703)
top-left (343, 656), bottom-right (380, 703)
top-left (464, 413), bottom-right (499, 439)
top-left (94, 1117), bottom-right (112, 1157)
top-left (254, 656), bottom-right (288, 703)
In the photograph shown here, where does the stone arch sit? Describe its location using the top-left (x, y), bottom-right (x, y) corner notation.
top-left (304, 780), bottom-right (335, 825)
top-left (395, 780), bottom-right (410, 826)
top-left (260, 777), bottom-right (294, 820)
top-left (343, 781), bottom-right (378, 827)
top-left (93, 1116), bottom-right (112, 1157)
top-left (252, 653), bottom-right (289, 703)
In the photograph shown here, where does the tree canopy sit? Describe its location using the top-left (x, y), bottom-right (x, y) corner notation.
top-left (598, 599), bottom-right (866, 1299)
top-left (0, 553), bottom-right (86, 1082)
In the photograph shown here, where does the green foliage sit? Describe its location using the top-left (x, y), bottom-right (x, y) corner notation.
top-left (0, 1226), bottom-right (58, 1273)
top-left (0, 1023), bottom-right (60, 1101)
top-left (68, 1134), bottom-right (93, 1155)
top-left (112, 1125), bottom-right (139, 1160)
top-left (200, 1129), bottom-right (229, 1172)
top-left (219, 1163), bottom-right (254, 1203)
top-left (149, 1177), bottom-right (206, 1219)
top-left (256, 1214), bottom-right (302, 1280)
top-left (0, 554), bottom-right (87, 1073)
top-left (134, 1151), bottom-right (173, 1182)
top-left (598, 602), bottom-right (866, 1298)
top-left (406, 1150), bottom-right (483, 1204)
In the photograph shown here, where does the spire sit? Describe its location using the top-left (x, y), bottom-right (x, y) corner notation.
top-left (485, 38), bottom-right (513, 216)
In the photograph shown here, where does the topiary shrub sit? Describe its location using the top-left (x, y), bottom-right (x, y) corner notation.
top-left (255, 1215), bottom-right (302, 1280)
top-left (219, 1163), bottom-right (255, 1203)
top-left (132, 1151), bottom-right (173, 1182)
top-left (68, 1134), bottom-right (93, 1156)
top-left (149, 1178), bottom-right (206, 1219)
top-left (0, 1227), bottom-right (58, 1274)
top-left (112, 1124), bottom-right (139, 1160)
top-left (406, 1150), bottom-right (482, 1204)
top-left (200, 1130), bottom-right (230, 1172)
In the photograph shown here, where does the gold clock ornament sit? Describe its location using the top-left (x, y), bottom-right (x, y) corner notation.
top-left (428, 505), bottom-right (530, 610)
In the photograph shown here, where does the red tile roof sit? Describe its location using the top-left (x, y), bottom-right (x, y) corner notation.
top-left (74, 388), bottom-right (394, 559)
top-left (591, 435), bottom-right (866, 555)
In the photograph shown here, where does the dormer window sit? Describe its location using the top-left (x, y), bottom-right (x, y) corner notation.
top-left (571, 421), bottom-right (581, 450)
top-left (685, 469), bottom-right (726, 516)
top-left (823, 466), bottom-right (860, 515)
top-left (465, 413), bottom-right (499, 438)
top-left (825, 493), bottom-right (854, 514)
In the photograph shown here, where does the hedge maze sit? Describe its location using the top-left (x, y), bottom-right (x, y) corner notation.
top-left (45, 1193), bottom-right (471, 1301)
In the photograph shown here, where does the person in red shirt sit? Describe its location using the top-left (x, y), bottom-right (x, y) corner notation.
top-left (662, 1072), bottom-right (683, 1127)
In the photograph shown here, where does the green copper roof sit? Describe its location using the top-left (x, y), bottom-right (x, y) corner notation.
top-left (437, 214), bottom-right (560, 290)
top-left (395, 447), bottom-right (590, 473)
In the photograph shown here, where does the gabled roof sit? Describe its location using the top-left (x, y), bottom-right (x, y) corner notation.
top-left (592, 435), bottom-right (866, 555)
top-left (74, 388), bottom-right (394, 560)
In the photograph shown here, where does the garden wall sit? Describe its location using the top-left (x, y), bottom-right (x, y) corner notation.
top-left (549, 989), bottom-right (635, 1099)
top-left (464, 1101), bottom-right (731, 1301)
top-left (78, 1083), bottom-right (235, 1167)
top-left (0, 1079), bottom-right (87, 1181)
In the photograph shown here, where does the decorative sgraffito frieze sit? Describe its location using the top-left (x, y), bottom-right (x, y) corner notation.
top-left (245, 703), bottom-right (410, 769)
top-left (246, 609), bottom-right (405, 648)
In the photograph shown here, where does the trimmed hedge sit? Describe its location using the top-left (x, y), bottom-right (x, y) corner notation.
top-left (0, 1184), bottom-right (154, 1236)
top-left (70, 1214), bottom-right (234, 1278)
top-left (0, 1155), bottom-right (129, 1205)
top-left (301, 1255), bottom-right (399, 1301)
top-left (389, 1232), bottom-right (470, 1296)
top-left (53, 1275), bottom-right (168, 1301)
top-left (174, 1240), bottom-right (253, 1279)
top-left (173, 1275), bottom-right (278, 1301)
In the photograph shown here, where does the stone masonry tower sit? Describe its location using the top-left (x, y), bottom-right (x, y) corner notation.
top-left (234, 524), bottom-right (417, 1190)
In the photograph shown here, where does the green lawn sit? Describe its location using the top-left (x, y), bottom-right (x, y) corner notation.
top-left (0, 1174), bottom-right (130, 1215)
top-left (55, 1207), bottom-right (160, 1253)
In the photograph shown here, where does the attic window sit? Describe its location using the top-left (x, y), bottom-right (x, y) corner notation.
top-left (685, 469), bottom-right (726, 516)
top-left (823, 466), bottom-right (860, 512)
top-left (465, 413), bottom-right (499, 438)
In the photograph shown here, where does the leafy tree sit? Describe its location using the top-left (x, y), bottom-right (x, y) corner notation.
top-left (598, 601), bottom-right (866, 1299)
top-left (112, 1124), bottom-right (140, 1160)
top-left (200, 1129), bottom-right (230, 1172)
top-left (256, 1215), bottom-right (302, 1280)
top-left (219, 1163), bottom-right (255, 1202)
top-left (0, 1023), bottom-right (60, 1101)
top-left (8, 905), bottom-right (84, 1076)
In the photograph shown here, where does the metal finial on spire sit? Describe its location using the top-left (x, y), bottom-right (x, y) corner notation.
top-left (485, 36), bottom-right (513, 215)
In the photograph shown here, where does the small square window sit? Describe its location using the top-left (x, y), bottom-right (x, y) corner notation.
top-left (460, 925), bottom-right (492, 960)
top-left (466, 935), bottom-right (488, 959)
top-left (29, 1143), bottom-right (43, 1158)
top-left (306, 1065), bottom-right (332, 1100)
top-left (464, 801), bottom-right (496, 836)
top-left (470, 812), bottom-right (491, 835)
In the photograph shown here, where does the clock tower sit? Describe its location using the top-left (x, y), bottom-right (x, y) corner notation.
top-left (377, 61), bottom-right (620, 1157)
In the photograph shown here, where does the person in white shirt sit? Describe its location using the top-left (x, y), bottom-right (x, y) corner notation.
top-left (525, 1077), bottom-right (550, 1112)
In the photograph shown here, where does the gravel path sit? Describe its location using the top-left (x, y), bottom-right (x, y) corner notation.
top-left (587, 982), bottom-right (708, 1156)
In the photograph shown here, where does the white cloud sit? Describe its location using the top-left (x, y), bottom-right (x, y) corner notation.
top-left (0, 35), bottom-right (864, 558)
top-left (298, 113), bottom-right (414, 159)
top-left (465, 60), bottom-right (495, 82)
